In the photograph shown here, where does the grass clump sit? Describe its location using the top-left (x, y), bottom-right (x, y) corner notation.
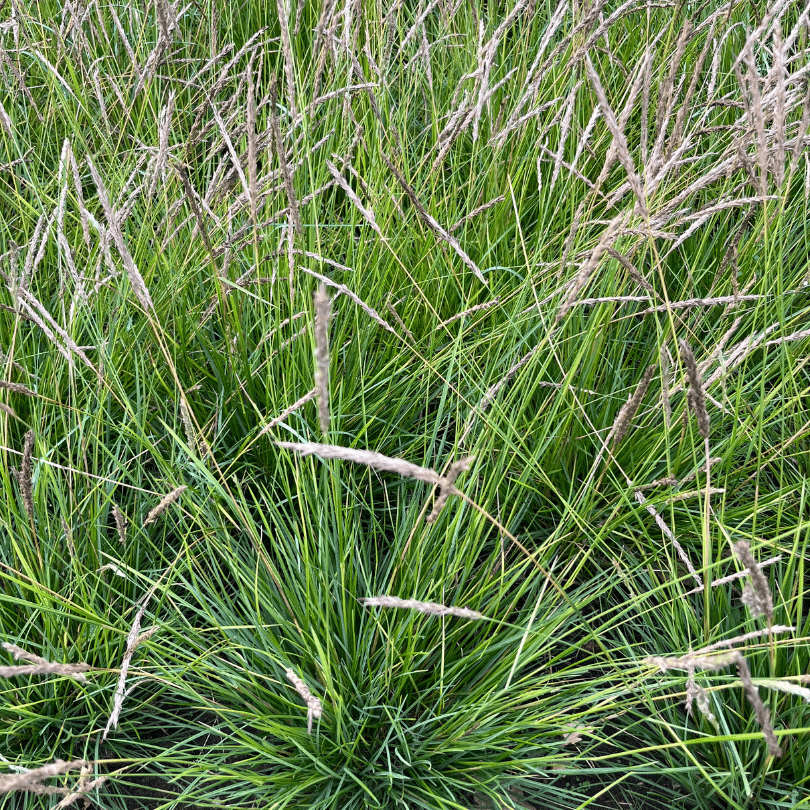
top-left (1, 1), bottom-right (810, 808)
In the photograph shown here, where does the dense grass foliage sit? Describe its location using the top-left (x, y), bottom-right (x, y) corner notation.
top-left (1, 0), bottom-right (809, 808)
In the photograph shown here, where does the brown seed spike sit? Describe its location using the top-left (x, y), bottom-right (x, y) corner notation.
top-left (733, 540), bottom-right (774, 622)
top-left (610, 365), bottom-right (656, 450)
top-left (143, 486), bottom-right (188, 527)
top-left (679, 340), bottom-right (710, 439)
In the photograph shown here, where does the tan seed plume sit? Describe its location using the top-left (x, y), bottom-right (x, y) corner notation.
top-left (426, 456), bottom-right (474, 523)
top-left (259, 388), bottom-right (317, 435)
top-left (361, 595), bottom-right (484, 620)
top-left (610, 365), bottom-right (655, 450)
top-left (0, 759), bottom-right (88, 797)
top-left (380, 151), bottom-right (488, 286)
top-left (113, 503), bottom-right (127, 545)
top-left (646, 648), bottom-right (781, 757)
top-left (179, 398), bottom-right (198, 456)
top-left (325, 160), bottom-right (382, 236)
top-left (143, 485), bottom-right (188, 527)
top-left (285, 667), bottom-right (322, 734)
top-left (270, 79), bottom-right (302, 236)
top-left (313, 283), bottom-right (332, 437)
top-left (86, 157), bottom-right (153, 312)
top-left (584, 56), bottom-right (648, 219)
top-left (556, 213), bottom-right (624, 323)
top-left (0, 380), bottom-right (34, 396)
top-left (103, 583), bottom-right (159, 740)
top-left (1, 643), bottom-right (89, 682)
top-left (733, 540), bottom-right (774, 622)
top-left (276, 441), bottom-right (445, 486)
top-left (679, 340), bottom-right (710, 438)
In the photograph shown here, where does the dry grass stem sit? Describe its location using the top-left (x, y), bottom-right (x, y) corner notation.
top-left (143, 485), bottom-right (188, 527)
top-left (610, 365), bottom-right (655, 449)
top-left (285, 668), bottom-right (322, 734)
top-left (426, 456), bottom-right (474, 523)
top-left (0, 759), bottom-right (88, 797)
top-left (361, 595), bottom-right (484, 620)
top-left (313, 284), bottom-right (332, 437)
top-left (0, 643), bottom-right (89, 682)
top-left (733, 540), bottom-right (774, 622)
top-left (679, 340), bottom-right (710, 439)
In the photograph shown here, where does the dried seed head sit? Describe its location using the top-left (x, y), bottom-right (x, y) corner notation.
top-left (285, 667), bottom-right (323, 734)
top-left (1, 642), bottom-right (89, 682)
top-left (270, 78), bottom-right (302, 236)
top-left (143, 485), bottom-right (188, 527)
top-left (426, 456), bottom-right (474, 523)
top-left (313, 284), bottom-right (332, 437)
top-left (0, 758), bottom-right (88, 796)
top-left (733, 540), bottom-right (774, 622)
top-left (275, 441), bottom-right (444, 485)
top-left (0, 379), bottom-right (34, 396)
top-left (112, 503), bottom-right (127, 545)
top-left (679, 340), bottom-right (710, 438)
top-left (361, 595), bottom-right (484, 620)
top-left (86, 157), bottom-right (154, 312)
top-left (556, 214), bottom-right (624, 323)
top-left (611, 365), bottom-right (655, 450)
top-left (645, 647), bottom-right (782, 757)
top-left (179, 398), bottom-right (197, 456)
